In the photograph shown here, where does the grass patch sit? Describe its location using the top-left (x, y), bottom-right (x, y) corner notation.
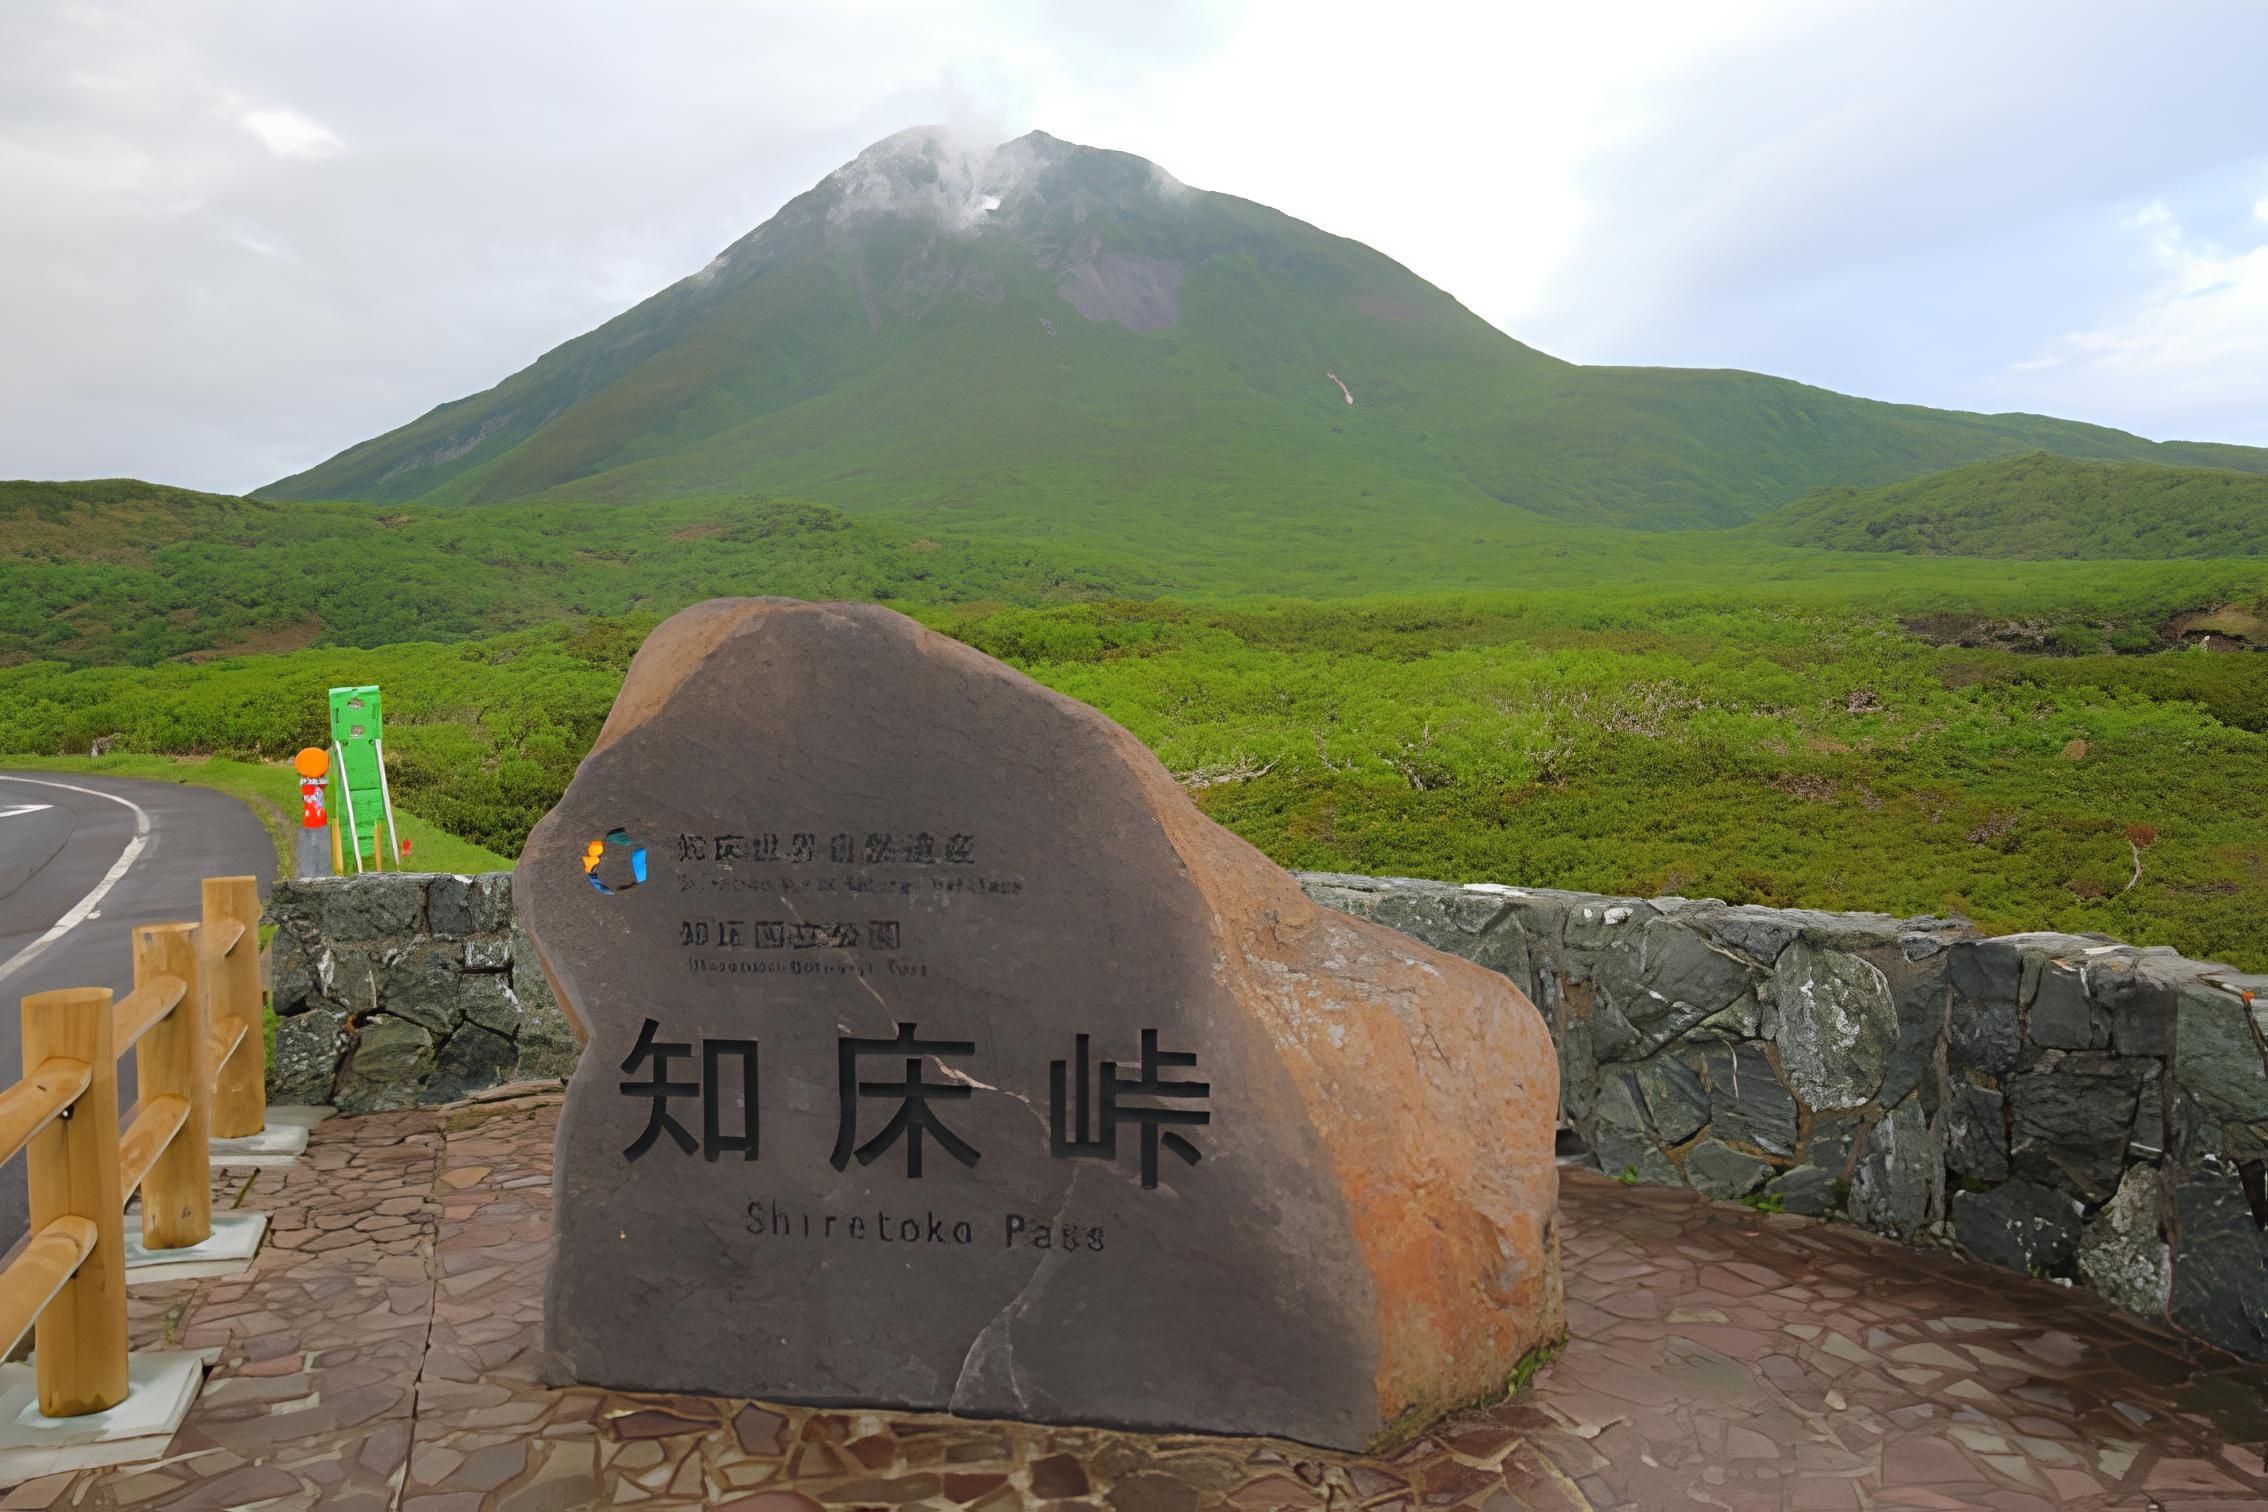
top-left (6, 586), bottom-right (2267, 967)
top-left (1508, 1335), bottom-right (1567, 1396)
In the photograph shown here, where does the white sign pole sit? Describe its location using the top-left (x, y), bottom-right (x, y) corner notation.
top-left (334, 741), bottom-right (364, 873)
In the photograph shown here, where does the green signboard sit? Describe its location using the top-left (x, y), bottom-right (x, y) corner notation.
top-left (327, 685), bottom-right (394, 867)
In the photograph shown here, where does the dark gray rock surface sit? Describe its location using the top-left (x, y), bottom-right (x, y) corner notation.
top-left (2168, 1174), bottom-right (2268, 1362)
top-left (2008, 1054), bottom-right (2151, 1203)
top-left (1951, 1180), bottom-right (2083, 1276)
top-left (335, 1016), bottom-right (435, 1113)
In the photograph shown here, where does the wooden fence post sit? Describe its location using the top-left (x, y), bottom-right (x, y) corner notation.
top-left (133, 923), bottom-right (212, 1251)
top-left (203, 877), bottom-right (264, 1139)
top-left (21, 988), bottom-right (126, 1418)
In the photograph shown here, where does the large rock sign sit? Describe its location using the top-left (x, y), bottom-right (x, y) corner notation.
top-left (517, 599), bottom-right (1561, 1449)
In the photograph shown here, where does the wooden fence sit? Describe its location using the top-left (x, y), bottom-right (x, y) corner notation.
top-left (0, 876), bottom-right (266, 1418)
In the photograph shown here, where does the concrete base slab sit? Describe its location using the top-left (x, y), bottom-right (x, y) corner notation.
top-left (209, 1106), bottom-right (330, 1166)
top-left (0, 1350), bottom-right (206, 1479)
top-left (122, 1210), bottom-right (268, 1283)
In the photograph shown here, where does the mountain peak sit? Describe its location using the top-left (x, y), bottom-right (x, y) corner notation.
top-left (256, 125), bottom-right (2268, 521)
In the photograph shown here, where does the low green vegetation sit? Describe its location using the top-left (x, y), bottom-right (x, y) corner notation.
top-left (1755, 452), bottom-right (2268, 559)
top-left (8, 585), bottom-right (2263, 968)
top-left (0, 480), bottom-right (1143, 667)
top-left (14, 475), bottom-right (2268, 671)
top-left (1506, 1336), bottom-right (1565, 1396)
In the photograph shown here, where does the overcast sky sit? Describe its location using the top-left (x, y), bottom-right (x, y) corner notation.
top-left (4, 0), bottom-right (2265, 494)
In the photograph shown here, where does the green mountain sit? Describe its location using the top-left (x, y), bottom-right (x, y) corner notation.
top-left (259, 128), bottom-right (2268, 533)
top-left (1755, 452), bottom-right (2268, 559)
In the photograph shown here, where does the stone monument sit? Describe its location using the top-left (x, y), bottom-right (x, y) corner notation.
top-left (516, 598), bottom-right (1561, 1450)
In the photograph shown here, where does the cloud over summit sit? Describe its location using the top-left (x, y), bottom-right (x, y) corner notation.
top-left (2, 0), bottom-right (2264, 490)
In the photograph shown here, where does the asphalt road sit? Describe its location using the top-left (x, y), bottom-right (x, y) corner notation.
top-left (0, 771), bottom-right (273, 1247)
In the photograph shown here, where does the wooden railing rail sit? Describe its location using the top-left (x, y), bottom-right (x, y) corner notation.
top-left (206, 920), bottom-right (246, 961)
top-left (111, 975), bottom-right (186, 1059)
top-left (0, 1217), bottom-right (98, 1382)
top-left (118, 1096), bottom-right (191, 1203)
top-left (0, 1060), bottom-right (94, 1170)
top-left (0, 873), bottom-right (265, 1419)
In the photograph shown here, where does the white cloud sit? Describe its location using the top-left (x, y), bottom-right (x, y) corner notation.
top-left (2004, 195), bottom-right (2268, 443)
top-left (235, 104), bottom-right (344, 160)
top-left (1, 0), bottom-right (2265, 490)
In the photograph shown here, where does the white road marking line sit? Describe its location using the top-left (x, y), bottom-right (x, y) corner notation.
top-left (0, 776), bottom-right (153, 988)
top-left (0, 804), bottom-right (54, 821)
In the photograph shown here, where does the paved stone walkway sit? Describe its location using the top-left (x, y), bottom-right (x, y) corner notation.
top-left (5, 1088), bottom-right (2264, 1511)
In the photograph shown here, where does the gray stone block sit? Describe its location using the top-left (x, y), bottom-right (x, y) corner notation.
top-left (1879, 960), bottom-right (1949, 1111)
top-left (1951, 1180), bottom-right (2083, 1276)
top-left (320, 944), bottom-right (383, 1017)
top-left (1849, 1100), bottom-right (1929, 1239)
top-left (2089, 952), bottom-right (2183, 1057)
top-left (1764, 1165), bottom-right (1839, 1216)
top-left (1589, 1123), bottom-right (1675, 1187)
top-left (514, 995), bottom-right (582, 1082)
top-left (427, 874), bottom-right (477, 937)
top-left (1556, 988), bottom-right (1600, 1124)
top-left (464, 935), bottom-right (511, 971)
top-left (379, 937), bottom-right (463, 1035)
top-left (1587, 1074), bottom-right (1650, 1149)
top-left (335, 1017), bottom-right (436, 1113)
top-left (268, 925), bottom-right (318, 1015)
top-left (264, 877), bottom-right (315, 924)
top-left (1945, 939), bottom-right (2022, 1006)
top-left (1462, 909), bottom-right (1535, 999)
top-left (1561, 898), bottom-right (1660, 962)
top-left (1685, 1139), bottom-right (1771, 1200)
top-left (1700, 1043), bottom-right (1798, 1158)
top-left (460, 972), bottom-right (518, 1036)
top-left (1370, 885), bottom-right (1511, 956)
top-left (2168, 1173), bottom-right (2268, 1362)
top-left (1947, 992), bottom-right (2022, 1080)
top-left (2078, 1164), bottom-right (2171, 1318)
top-left (428, 1023), bottom-right (516, 1103)
top-left (2008, 1053), bottom-right (2151, 1203)
top-left (1692, 906), bottom-right (1801, 966)
top-left (469, 872), bottom-right (513, 933)
top-left (1758, 910), bottom-right (1910, 954)
top-left (1773, 940), bottom-right (1896, 1111)
top-left (1593, 921), bottom-right (1758, 1032)
top-left (269, 1004), bottom-right (348, 1105)
top-left (1632, 1053), bottom-right (1709, 1145)
top-left (2174, 983), bottom-right (2268, 1125)
top-left (315, 873), bottom-right (426, 940)
top-left (1945, 1081), bottom-right (2010, 1184)
top-left (1497, 891), bottom-right (1573, 956)
top-left (1803, 1110), bottom-right (1863, 1180)
top-left (510, 919), bottom-right (559, 1017)
top-left (2028, 960), bottom-right (2108, 1050)
top-left (2129, 1065), bottom-right (2166, 1163)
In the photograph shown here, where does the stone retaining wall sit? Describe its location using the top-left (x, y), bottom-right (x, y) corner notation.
top-left (265, 869), bottom-right (2268, 1362)
top-left (1298, 873), bottom-right (2268, 1365)
top-left (264, 874), bottom-right (577, 1113)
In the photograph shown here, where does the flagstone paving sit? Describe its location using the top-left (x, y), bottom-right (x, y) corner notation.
top-left (6, 1085), bottom-right (2264, 1511)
